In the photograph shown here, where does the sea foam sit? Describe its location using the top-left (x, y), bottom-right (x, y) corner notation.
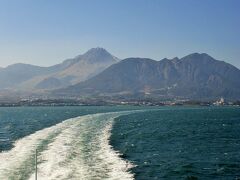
top-left (0, 111), bottom-right (137, 180)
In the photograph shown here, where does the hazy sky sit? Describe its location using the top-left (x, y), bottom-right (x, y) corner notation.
top-left (0, 0), bottom-right (239, 68)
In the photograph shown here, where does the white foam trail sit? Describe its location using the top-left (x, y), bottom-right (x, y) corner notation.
top-left (0, 118), bottom-right (67, 179)
top-left (98, 121), bottom-right (135, 180)
top-left (0, 111), bottom-right (139, 180)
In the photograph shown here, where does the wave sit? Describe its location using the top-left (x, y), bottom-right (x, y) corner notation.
top-left (0, 111), bottom-right (140, 180)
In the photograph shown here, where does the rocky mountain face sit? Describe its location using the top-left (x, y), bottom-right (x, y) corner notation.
top-left (0, 48), bottom-right (119, 91)
top-left (58, 53), bottom-right (240, 100)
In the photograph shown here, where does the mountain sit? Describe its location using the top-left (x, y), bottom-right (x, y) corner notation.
top-left (0, 48), bottom-right (119, 91)
top-left (0, 63), bottom-right (53, 89)
top-left (73, 47), bottom-right (119, 64)
top-left (57, 53), bottom-right (240, 100)
top-left (49, 47), bottom-right (119, 86)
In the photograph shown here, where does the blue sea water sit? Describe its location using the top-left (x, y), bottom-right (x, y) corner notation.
top-left (111, 107), bottom-right (240, 179)
top-left (0, 106), bottom-right (239, 179)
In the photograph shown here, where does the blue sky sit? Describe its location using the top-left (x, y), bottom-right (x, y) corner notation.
top-left (0, 0), bottom-right (239, 68)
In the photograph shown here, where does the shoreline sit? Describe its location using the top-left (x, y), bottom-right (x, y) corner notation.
top-left (0, 98), bottom-right (239, 107)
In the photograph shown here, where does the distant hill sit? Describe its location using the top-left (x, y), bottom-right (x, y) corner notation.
top-left (0, 48), bottom-right (119, 91)
top-left (0, 63), bottom-right (53, 89)
top-left (57, 53), bottom-right (240, 100)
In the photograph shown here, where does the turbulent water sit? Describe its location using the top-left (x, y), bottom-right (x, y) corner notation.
top-left (0, 110), bottom-right (143, 180)
top-left (0, 106), bottom-right (240, 179)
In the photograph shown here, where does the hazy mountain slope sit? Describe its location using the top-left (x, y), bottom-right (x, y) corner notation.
top-left (58, 53), bottom-right (240, 100)
top-left (22, 48), bottom-right (118, 90)
top-left (0, 63), bottom-right (50, 89)
top-left (0, 48), bottom-right (119, 91)
top-left (54, 47), bottom-right (119, 85)
top-left (0, 56), bottom-right (78, 90)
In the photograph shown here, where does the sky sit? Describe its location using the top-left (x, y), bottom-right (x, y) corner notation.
top-left (0, 0), bottom-right (239, 68)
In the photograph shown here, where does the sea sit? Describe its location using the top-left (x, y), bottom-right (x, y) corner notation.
top-left (0, 106), bottom-right (239, 180)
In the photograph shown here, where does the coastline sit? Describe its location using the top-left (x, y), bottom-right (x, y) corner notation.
top-left (0, 98), bottom-right (239, 107)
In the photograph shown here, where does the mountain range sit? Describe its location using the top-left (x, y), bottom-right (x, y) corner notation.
top-left (0, 47), bottom-right (118, 91)
top-left (1, 48), bottom-right (240, 101)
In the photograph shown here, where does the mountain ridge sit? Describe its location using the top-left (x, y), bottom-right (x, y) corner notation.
top-left (0, 48), bottom-right (239, 101)
top-left (56, 53), bottom-right (240, 100)
top-left (0, 47), bottom-right (119, 91)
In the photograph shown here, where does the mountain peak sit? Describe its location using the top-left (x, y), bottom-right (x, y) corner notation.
top-left (171, 57), bottom-right (179, 61)
top-left (76, 47), bottom-right (119, 64)
top-left (83, 47), bottom-right (113, 57)
top-left (88, 47), bottom-right (107, 51)
top-left (183, 52), bottom-right (213, 59)
top-left (6, 63), bottom-right (42, 70)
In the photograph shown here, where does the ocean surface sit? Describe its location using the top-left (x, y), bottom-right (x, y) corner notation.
top-left (0, 106), bottom-right (239, 179)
